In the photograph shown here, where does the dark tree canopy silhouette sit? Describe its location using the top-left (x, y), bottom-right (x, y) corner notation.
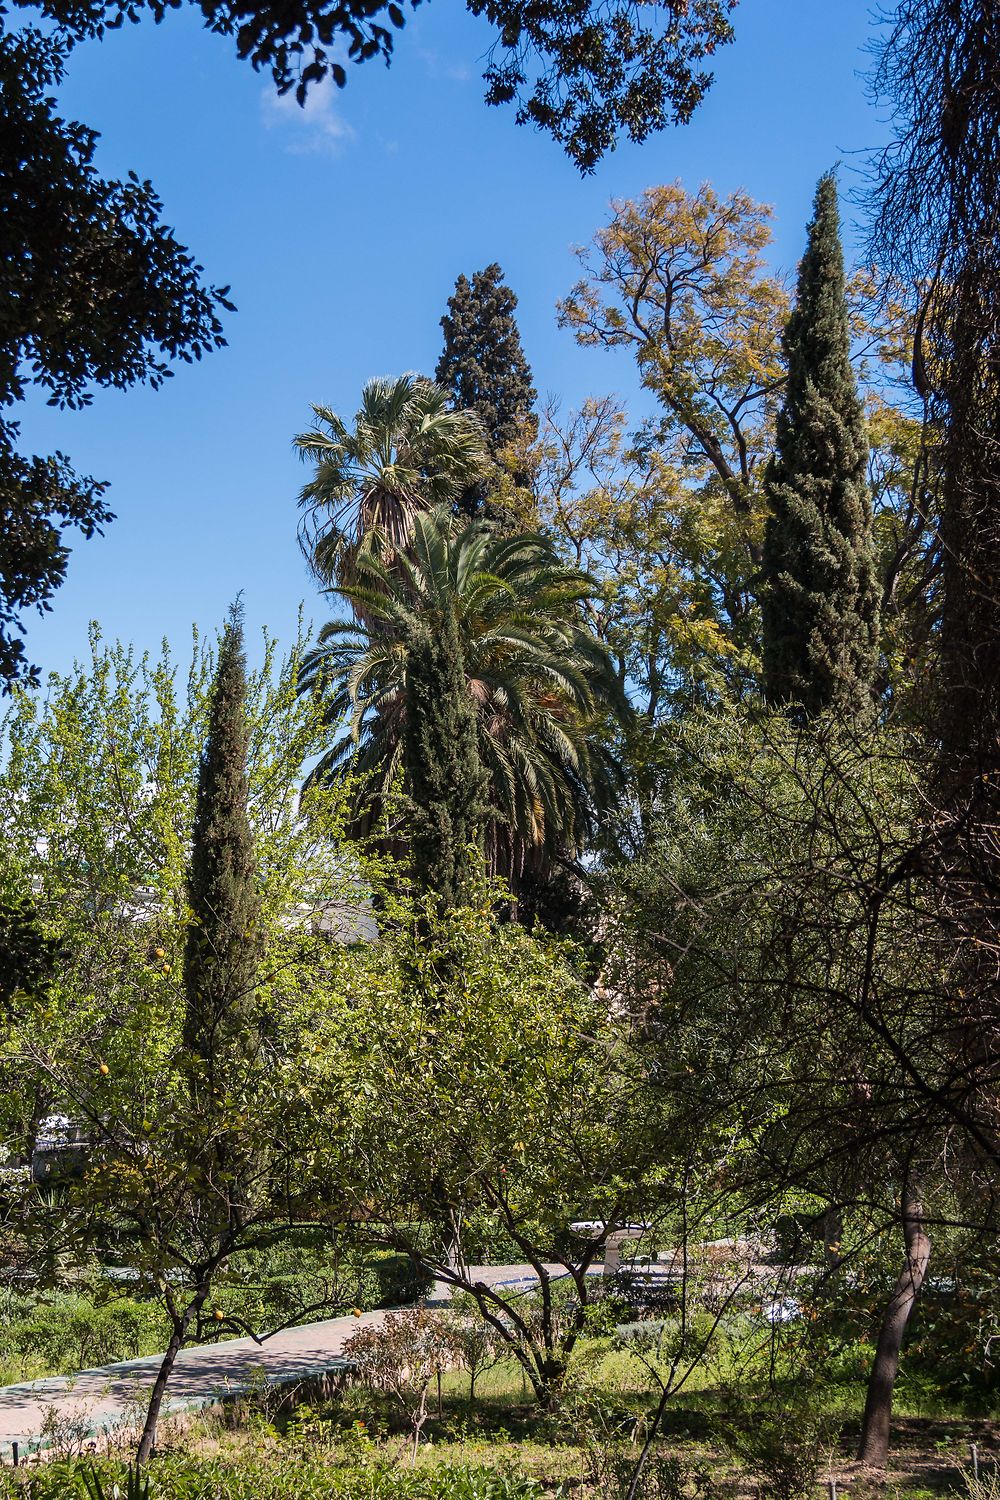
top-left (437, 265), bottom-right (536, 457)
top-left (0, 28), bottom-right (232, 688)
top-left (870, 0), bottom-right (1000, 791)
top-left (0, 895), bottom-right (61, 1011)
top-left (15, 0), bottom-right (738, 173)
top-left (850, 0), bottom-right (1000, 1466)
top-left (869, 0), bottom-right (1000, 1148)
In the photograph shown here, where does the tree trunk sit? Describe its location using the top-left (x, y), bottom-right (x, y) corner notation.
top-left (136, 1288), bottom-right (208, 1463)
top-left (823, 1205), bottom-right (844, 1271)
top-left (857, 1185), bottom-right (930, 1468)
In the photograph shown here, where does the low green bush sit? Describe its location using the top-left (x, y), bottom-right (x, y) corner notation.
top-left (215, 1245), bottom-right (432, 1331)
top-left (0, 1294), bottom-right (169, 1381)
top-left (0, 1247), bottom-right (431, 1384)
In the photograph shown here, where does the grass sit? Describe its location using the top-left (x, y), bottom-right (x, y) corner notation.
top-left (3, 1320), bottom-right (996, 1498)
top-left (147, 1344), bottom-right (997, 1499)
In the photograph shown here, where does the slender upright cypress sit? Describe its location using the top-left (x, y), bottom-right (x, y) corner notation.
top-left (761, 173), bottom-right (878, 716)
top-left (403, 606), bottom-right (488, 910)
top-left (183, 609), bottom-right (259, 1066)
top-left (137, 611), bottom-right (261, 1467)
top-left (436, 264), bottom-right (537, 521)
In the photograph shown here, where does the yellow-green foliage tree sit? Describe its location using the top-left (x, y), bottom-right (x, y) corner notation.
top-left (559, 182), bottom-right (787, 599)
top-left (503, 393), bottom-right (762, 715)
top-left (548, 181), bottom-right (934, 717)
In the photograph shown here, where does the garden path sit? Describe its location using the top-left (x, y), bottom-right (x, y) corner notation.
top-left (0, 1263), bottom-right (563, 1462)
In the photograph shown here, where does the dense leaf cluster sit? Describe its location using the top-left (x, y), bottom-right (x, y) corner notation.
top-left (298, 507), bottom-right (627, 907)
top-left (0, 893), bottom-right (61, 1011)
top-left (10, 0), bottom-right (737, 172)
top-left (436, 266), bottom-right (536, 457)
top-left (471, 0), bottom-right (737, 171)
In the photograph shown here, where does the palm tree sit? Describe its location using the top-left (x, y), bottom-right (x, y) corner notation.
top-left (299, 507), bottom-right (628, 900)
top-left (295, 375), bottom-right (489, 586)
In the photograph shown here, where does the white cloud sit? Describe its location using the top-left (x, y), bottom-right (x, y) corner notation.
top-left (260, 78), bottom-right (355, 156)
top-left (416, 46), bottom-right (471, 84)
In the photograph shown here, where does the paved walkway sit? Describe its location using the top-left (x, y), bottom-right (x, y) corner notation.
top-left (0, 1308), bottom-right (386, 1462)
top-left (0, 1264), bottom-right (581, 1461)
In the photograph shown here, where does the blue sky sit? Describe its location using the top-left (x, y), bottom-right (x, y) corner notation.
top-left (18, 0), bottom-right (890, 679)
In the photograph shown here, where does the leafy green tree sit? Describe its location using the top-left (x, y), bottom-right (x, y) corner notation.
top-left (403, 606), bottom-right (488, 909)
top-left (437, 265), bottom-right (536, 456)
top-left (315, 896), bottom-right (673, 1408)
top-left (0, 622), bottom-right (375, 1457)
top-left (136, 612), bottom-right (264, 1459)
top-left (869, 0), bottom-right (1000, 786)
top-left (295, 376), bottom-right (488, 586)
top-left (131, 608), bottom-right (274, 1461)
top-left (507, 394), bottom-right (762, 718)
top-left (559, 182), bottom-right (789, 592)
top-left (0, 895), bottom-right (61, 1013)
top-left (863, 8), bottom-right (1000, 1460)
top-left (761, 174), bottom-right (879, 716)
top-left (295, 379), bottom-right (494, 907)
top-left (610, 706), bottom-right (961, 1468)
top-left (0, 623), bottom-right (357, 1002)
top-left (436, 264), bottom-right (536, 521)
top-left (299, 507), bottom-right (627, 910)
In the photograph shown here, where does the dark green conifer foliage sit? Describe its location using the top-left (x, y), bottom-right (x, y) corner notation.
top-left (436, 264), bottom-right (537, 520)
top-left (0, 897), bottom-right (60, 1011)
top-left (183, 610), bottom-right (260, 1067)
top-left (761, 173), bottom-right (878, 716)
top-left (403, 606), bottom-right (488, 910)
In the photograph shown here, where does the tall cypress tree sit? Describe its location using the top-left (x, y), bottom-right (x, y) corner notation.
top-left (761, 173), bottom-right (878, 716)
top-left (403, 605), bottom-right (488, 910)
top-left (436, 264), bottom-right (537, 521)
top-left (138, 610), bottom-right (261, 1466)
top-left (183, 609), bottom-right (259, 1066)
